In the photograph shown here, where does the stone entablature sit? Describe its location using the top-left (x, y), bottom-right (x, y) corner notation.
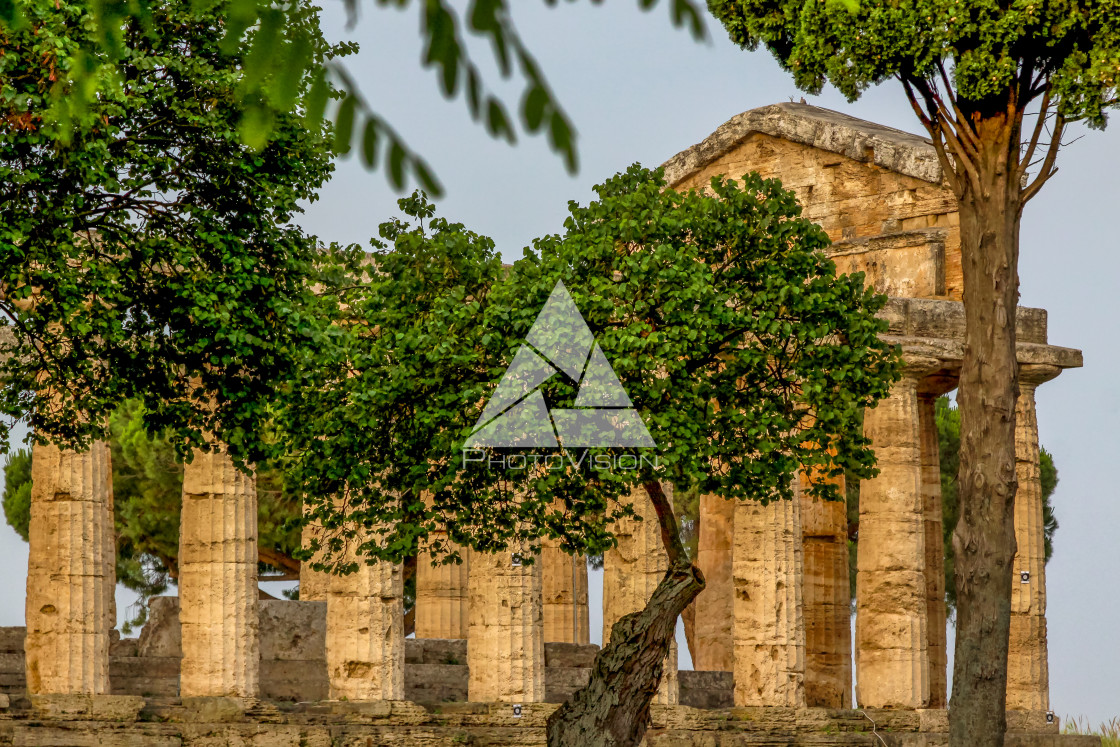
top-left (664, 102), bottom-right (962, 300)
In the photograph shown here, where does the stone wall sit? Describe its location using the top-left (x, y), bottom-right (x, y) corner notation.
top-left (0, 696), bottom-right (1094, 747)
top-left (0, 599), bottom-right (734, 709)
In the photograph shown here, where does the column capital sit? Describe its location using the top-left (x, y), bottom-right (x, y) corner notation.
top-left (899, 355), bottom-right (944, 381)
top-left (1019, 363), bottom-right (1061, 388)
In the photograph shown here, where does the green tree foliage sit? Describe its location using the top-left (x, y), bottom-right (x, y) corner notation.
top-left (276, 167), bottom-right (898, 745)
top-left (0, 0), bottom-right (708, 195)
top-left (1, 448), bottom-right (30, 541)
top-left (0, 0), bottom-right (342, 462)
top-left (707, 3), bottom-right (1115, 742)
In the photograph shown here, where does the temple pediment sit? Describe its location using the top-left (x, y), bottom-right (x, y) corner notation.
top-left (662, 103), bottom-right (962, 302)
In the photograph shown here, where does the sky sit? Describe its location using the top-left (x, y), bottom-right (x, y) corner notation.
top-left (2, 0), bottom-right (1118, 726)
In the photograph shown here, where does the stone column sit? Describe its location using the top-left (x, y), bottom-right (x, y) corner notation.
top-left (542, 541), bottom-right (590, 644)
top-left (919, 393), bottom-right (948, 708)
top-left (691, 492), bottom-right (733, 672)
top-left (415, 536), bottom-right (470, 640)
top-left (298, 511), bottom-right (331, 602)
top-left (800, 473), bottom-right (852, 708)
top-left (1006, 364), bottom-right (1058, 711)
top-left (733, 484), bottom-right (806, 707)
top-left (326, 543), bottom-right (404, 700)
top-left (856, 363), bottom-right (935, 709)
top-left (25, 441), bottom-right (114, 694)
top-left (467, 547), bottom-right (545, 702)
top-left (179, 447), bottom-right (260, 697)
top-left (602, 486), bottom-right (678, 704)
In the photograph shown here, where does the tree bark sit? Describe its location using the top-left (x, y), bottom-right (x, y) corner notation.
top-left (546, 481), bottom-right (704, 747)
top-left (948, 111), bottom-right (1022, 747)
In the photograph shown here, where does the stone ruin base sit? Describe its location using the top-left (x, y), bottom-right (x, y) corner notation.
top-left (0, 695), bottom-right (1099, 747)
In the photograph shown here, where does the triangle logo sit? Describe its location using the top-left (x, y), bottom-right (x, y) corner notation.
top-left (466, 281), bottom-right (655, 448)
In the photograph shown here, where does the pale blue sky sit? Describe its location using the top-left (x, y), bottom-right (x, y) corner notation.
top-left (2, 0), bottom-right (1116, 725)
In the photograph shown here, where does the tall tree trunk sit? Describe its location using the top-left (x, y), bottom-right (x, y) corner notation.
top-left (546, 481), bottom-right (704, 747)
top-left (948, 111), bottom-right (1022, 747)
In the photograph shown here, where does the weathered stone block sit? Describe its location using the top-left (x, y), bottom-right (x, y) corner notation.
top-left (405, 663), bottom-right (467, 703)
top-left (0, 628), bottom-right (26, 653)
top-left (678, 670), bottom-right (734, 710)
top-left (179, 696), bottom-right (251, 723)
top-left (542, 642), bottom-right (597, 669)
top-left (259, 601), bottom-right (325, 661)
top-left (406, 638), bottom-right (466, 666)
top-left (543, 667), bottom-right (589, 704)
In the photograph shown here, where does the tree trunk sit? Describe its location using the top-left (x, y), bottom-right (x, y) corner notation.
top-left (546, 481), bottom-right (705, 747)
top-left (948, 112), bottom-right (1022, 747)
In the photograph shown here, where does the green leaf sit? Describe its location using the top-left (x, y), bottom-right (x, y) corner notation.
top-left (388, 140), bottom-right (407, 190)
top-left (548, 110), bottom-right (577, 173)
top-left (361, 119), bottom-right (380, 168)
top-left (523, 85), bottom-right (548, 131)
top-left (239, 104), bottom-right (275, 151)
top-left (413, 159), bottom-right (444, 199)
top-left (303, 70), bottom-right (330, 128)
top-left (485, 98), bottom-right (515, 143)
top-left (334, 95), bottom-right (357, 155)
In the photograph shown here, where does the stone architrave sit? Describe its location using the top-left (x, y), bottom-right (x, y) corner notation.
top-left (733, 484), bottom-right (806, 707)
top-left (25, 441), bottom-right (115, 694)
top-left (856, 362), bottom-right (936, 709)
top-left (467, 547), bottom-right (545, 702)
top-left (918, 394), bottom-right (948, 708)
top-left (326, 541), bottom-right (404, 700)
top-left (541, 539), bottom-right (590, 645)
top-left (178, 447), bottom-right (260, 697)
top-left (691, 492), bottom-right (733, 672)
top-left (1006, 364), bottom-right (1059, 711)
top-left (800, 473), bottom-right (852, 708)
top-left (415, 535), bottom-right (470, 640)
top-left (298, 511), bottom-right (331, 602)
top-left (602, 486), bottom-right (678, 705)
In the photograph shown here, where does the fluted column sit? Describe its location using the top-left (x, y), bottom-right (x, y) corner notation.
top-left (25, 441), bottom-right (114, 694)
top-left (298, 512), bottom-right (331, 602)
top-left (326, 543), bottom-right (404, 700)
top-left (415, 537), bottom-right (470, 640)
top-left (856, 364), bottom-right (933, 708)
top-left (542, 540), bottom-right (589, 644)
top-left (467, 547), bottom-right (544, 702)
top-left (179, 447), bottom-right (260, 697)
top-left (602, 486), bottom-right (678, 704)
top-left (733, 484), bottom-right (806, 707)
top-left (692, 492), bottom-right (733, 672)
top-left (919, 394), bottom-right (948, 708)
top-left (1007, 364), bottom-right (1058, 710)
top-left (800, 473), bottom-right (851, 708)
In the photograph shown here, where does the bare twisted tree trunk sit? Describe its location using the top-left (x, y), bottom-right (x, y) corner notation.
top-left (546, 481), bottom-right (704, 747)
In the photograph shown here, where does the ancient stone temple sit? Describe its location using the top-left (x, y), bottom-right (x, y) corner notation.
top-left (4, 103), bottom-right (1086, 745)
top-left (663, 103), bottom-right (1081, 714)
